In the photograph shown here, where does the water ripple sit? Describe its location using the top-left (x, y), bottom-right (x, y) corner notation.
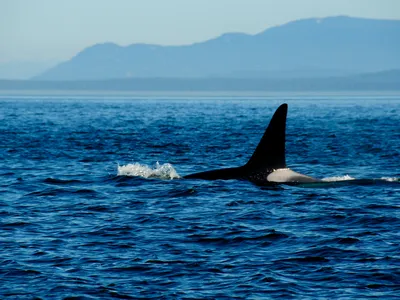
top-left (0, 96), bottom-right (399, 299)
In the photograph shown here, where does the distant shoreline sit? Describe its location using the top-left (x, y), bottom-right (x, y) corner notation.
top-left (1, 70), bottom-right (399, 97)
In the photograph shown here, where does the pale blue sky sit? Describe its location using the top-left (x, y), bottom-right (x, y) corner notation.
top-left (1, 0), bottom-right (400, 63)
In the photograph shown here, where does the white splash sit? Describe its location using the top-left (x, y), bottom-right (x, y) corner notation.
top-left (117, 162), bottom-right (180, 179)
top-left (381, 177), bottom-right (399, 182)
top-left (322, 175), bottom-right (355, 182)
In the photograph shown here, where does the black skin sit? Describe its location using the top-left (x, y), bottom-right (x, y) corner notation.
top-left (184, 104), bottom-right (288, 185)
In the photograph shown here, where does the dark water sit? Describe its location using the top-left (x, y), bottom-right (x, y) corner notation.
top-left (1, 94), bottom-right (399, 299)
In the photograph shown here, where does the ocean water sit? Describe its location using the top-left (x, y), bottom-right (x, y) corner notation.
top-left (0, 94), bottom-right (399, 299)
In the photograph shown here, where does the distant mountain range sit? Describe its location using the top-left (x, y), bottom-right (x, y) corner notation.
top-left (35, 16), bottom-right (400, 81)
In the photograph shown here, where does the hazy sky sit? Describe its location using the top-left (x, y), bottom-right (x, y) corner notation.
top-left (1, 0), bottom-right (400, 63)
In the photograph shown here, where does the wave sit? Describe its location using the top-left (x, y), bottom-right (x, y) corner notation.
top-left (322, 175), bottom-right (399, 183)
top-left (380, 177), bottom-right (399, 182)
top-left (117, 162), bottom-right (180, 180)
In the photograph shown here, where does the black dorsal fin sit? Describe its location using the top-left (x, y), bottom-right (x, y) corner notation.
top-left (245, 103), bottom-right (287, 171)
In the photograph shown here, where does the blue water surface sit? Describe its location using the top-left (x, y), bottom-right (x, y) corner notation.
top-left (0, 94), bottom-right (399, 299)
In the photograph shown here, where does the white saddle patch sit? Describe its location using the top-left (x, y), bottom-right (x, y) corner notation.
top-left (267, 168), bottom-right (319, 183)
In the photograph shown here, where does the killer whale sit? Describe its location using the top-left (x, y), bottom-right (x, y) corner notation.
top-left (184, 103), bottom-right (321, 185)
